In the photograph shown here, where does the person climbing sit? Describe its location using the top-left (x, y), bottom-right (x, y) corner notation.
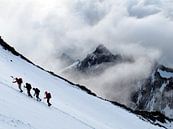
top-left (24, 83), bottom-right (33, 98)
top-left (12, 77), bottom-right (23, 92)
top-left (44, 91), bottom-right (52, 106)
top-left (33, 87), bottom-right (41, 101)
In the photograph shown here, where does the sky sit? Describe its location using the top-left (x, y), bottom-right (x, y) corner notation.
top-left (0, 0), bottom-right (173, 104)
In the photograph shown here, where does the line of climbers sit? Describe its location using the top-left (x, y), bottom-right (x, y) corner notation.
top-left (12, 76), bottom-right (52, 107)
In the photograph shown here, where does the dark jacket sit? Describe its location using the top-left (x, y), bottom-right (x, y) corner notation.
top-left (25, 83), bottom-right (32, 90)
top-left (13, 78), bottom-right (23, 85)
top-left (33, 88), bottom-right (40, 94)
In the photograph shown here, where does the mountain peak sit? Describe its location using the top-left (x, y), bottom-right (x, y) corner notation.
top-left (94, 44), bottom-right (112, 55)
top-left (74, 44), bottom-right (123, 73)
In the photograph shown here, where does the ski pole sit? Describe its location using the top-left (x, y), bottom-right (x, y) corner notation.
top-left (10, 76), bottom-right (15, 83)
top-left (10, 76), bottom-right (14, 79)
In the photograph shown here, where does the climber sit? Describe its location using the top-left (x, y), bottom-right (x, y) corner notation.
top-left (12, 77), bottom-right (23, 92)
top-left (44, 91), bottom-right (52, 106)
top-left (33, 87), bottom-right (41, 101)
top-left (24, 83), bottom-right (33, 98)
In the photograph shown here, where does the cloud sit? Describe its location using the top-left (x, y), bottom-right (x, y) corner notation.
top-left (0, 0), bottom-right (172, 105)
top-left (63, 43), bottom-right (161, 105)
top-left (127, 0), bottom-right (162, 18)
top-left (72, 0), bottom-right (110, 25)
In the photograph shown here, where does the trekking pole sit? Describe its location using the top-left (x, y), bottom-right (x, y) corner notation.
top-left (10, 76), bottom-right (15, 82)
top-left (10, 76), bottom-right (14, 79)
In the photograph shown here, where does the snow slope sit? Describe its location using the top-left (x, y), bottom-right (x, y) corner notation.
top-left (0, 41), bottom-right (170, 129)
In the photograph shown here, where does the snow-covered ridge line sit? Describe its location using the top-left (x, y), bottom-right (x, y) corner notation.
top-left (0, 36), bottom-right (96, 97)
top-left (0, 36), bottom-right (172, 128)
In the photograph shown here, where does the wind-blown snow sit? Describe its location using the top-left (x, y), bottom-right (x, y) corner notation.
top-left (0, 45), bottom-right (166, 129)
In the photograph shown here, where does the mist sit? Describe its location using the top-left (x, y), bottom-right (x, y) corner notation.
top-left (0, 0), bottom-right (172, 105)
top-left (62, 43), bottom-right (160, 105)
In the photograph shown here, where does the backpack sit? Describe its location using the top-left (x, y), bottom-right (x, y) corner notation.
top-left (17, 78), bottom-right (23, 84)
top-left (26, 83), bottom-right (32, 89)
top-left (47, 93), bottom-right (51, 98)
top-left (36, 88), bottom-right (40, 93)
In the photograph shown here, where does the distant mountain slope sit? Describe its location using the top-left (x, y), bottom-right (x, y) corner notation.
top-left (132, 65), bottom-right (173, 119)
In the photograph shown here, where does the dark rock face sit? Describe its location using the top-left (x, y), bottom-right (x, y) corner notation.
top-left (132, 65), bottom-right (173, 119)
top-left (77, 44), bottom-right (122, 72)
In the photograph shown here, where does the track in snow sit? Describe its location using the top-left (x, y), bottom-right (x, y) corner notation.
top-left (0, 81), bottom-right (95, 129)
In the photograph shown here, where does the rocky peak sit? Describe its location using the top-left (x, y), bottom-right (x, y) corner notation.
top-left (77, 44), bottom-right (122, 72)
top-left (93, 44), bottom-right (113, 55)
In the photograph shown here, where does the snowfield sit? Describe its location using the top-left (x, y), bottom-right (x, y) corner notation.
top-left (0, 42), bottom-right (170, 129)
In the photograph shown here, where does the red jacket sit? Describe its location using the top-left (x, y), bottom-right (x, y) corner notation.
top-left (45, 92), bottom-right (51, 99)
